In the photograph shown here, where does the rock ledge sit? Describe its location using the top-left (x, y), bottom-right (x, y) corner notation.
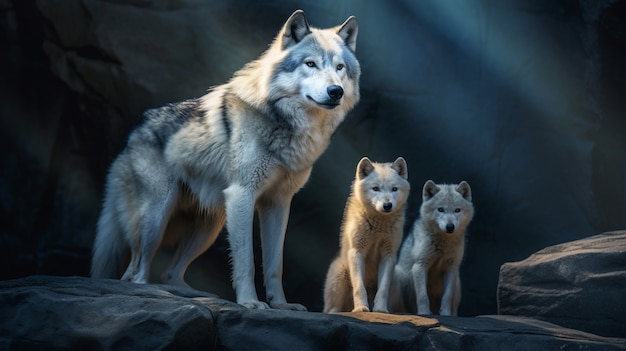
top-left (1, 276), bottom-right (624, 350)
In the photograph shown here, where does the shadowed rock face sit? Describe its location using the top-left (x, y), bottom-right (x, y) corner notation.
top-left (498, 231), bottom-right (626, 338)
top-left (1, 0), bottom-right (625, 317)
top-left (1, 275), bottom-right (625, 351)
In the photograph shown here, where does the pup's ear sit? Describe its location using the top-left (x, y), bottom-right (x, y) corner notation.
top-left (280, 9), bottom-right (311, 50)
top-left (357, 157), bottom-right (374, 180)
top-left (391, 157), bottom-right (408, 180)
top-left (337, 16), bottom-right (358, 52)
top-left (423, 180), bottom-right (440, 201)
top-left (456, 181), bottom-right (472, 201)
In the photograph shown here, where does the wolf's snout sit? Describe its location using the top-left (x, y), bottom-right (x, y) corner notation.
top-left (327, 85), bottom-right (344, 101)
top-left (446, 223), bottom-right (455, 233)
top-left (383, 202), bottom-right (393, 212)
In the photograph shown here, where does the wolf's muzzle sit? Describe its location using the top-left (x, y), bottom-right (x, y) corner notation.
top-left (446, 223), bottom-right (455, 233)
top-left (383, 202), bottom-right (393, 212)
top-left (327, 85), bottom-right (344, 101)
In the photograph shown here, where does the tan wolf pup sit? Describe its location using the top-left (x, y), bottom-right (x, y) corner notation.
top-left (323, 157), bottom-right (410, 313)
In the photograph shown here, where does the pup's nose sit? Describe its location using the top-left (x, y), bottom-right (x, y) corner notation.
top-left (446, 223), bottom-right (455, 233)
top-left (327, 85), bottom-right (344, 101)
top-left (383, 202), bottom-right (393, 212)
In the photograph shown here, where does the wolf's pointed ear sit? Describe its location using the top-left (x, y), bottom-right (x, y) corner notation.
top-left (357, 157), bottom-right (374, 180)
top-left (280, 10), bottom-right (311, 50)
top-left (337, 16), bottom-right (358, 52)
top-left (456, 181), bottom-right (472, 201)
top-left (423, 180), bottom-right (440, 201)
top-left (391, 157), bottom-right (408, 180)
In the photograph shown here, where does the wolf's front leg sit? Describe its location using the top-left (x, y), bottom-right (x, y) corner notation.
top-left (224, 184), bottom-right (268, 309)
top-left (258, 197), bottom-right (307, 311)
top-left (348, 248), bottom-right (369, 312)
top-left (411, 262), bottom-right (432, 315)
top-left (440, 268), bottom-right (460, 316)
top-left (372, 254), bottom-right (396, 313)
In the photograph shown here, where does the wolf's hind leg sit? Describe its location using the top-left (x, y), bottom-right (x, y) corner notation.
top-left (162, 210), bottom-right (226, 286)
top-left (323, 259), bottom-right (352, 313)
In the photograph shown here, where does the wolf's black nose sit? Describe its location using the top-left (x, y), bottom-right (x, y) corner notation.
top-left (446, 223), bottom-right (455, 233)
top-left (383, 202), bottom-right (393, 212)
top-left (327, 85), bottom-right (344, 101)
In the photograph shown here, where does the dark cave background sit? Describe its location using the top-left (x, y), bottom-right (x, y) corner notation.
top-left (1, 0), bottom-right (624, 315)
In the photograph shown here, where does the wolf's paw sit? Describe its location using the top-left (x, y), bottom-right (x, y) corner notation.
top-left (352, 305), bottom-right (370, 312)
top-left (240, 300), bottom-right (271, 309)
top-left (271, 302), bottom-right (308, 312)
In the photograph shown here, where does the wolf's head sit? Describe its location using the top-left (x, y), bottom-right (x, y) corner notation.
top-left (266, 10), bottom-right (360, 116)
top-left (420, 180), bottom-right (474, 235)
top-left (354, 157), bottom-right (410, 214)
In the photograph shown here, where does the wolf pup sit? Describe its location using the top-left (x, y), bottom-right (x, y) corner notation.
top-left (391, 180), bottom-right (474, 316)
top-left (323, 157), bottom-right (410, 313)
top-left (91, 10), bottom-right (360, 311)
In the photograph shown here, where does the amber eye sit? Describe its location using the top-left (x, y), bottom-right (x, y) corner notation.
top-left (336, 63), bottom-right (344, 71)
top-left (305, 61), bottom-right (316, 68)
top-left (372, 186), bottom-right (380, 192)
top-left (437, 207), bottom-right (444, 212)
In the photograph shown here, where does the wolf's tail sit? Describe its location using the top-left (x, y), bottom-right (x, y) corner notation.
top-left (91, 200), bottom-right (126, 279)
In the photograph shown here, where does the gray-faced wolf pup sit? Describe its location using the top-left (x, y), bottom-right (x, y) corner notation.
top-left (391, 180), bottom-right (474, 316)
top-left (323, 157), bottom-right (410, 313)
top-left (91, 9), bottom-right (360, 311)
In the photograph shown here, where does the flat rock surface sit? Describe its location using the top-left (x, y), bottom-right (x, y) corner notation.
top-left (498, 231), bottom-right (626, 338)
top-left (1, 276), bottom-right (624, 350)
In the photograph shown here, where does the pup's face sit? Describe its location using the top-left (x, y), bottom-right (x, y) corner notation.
top-left (356, 157), bottom-right (410, 214)
top-left (421, 181), bottom-right (474, 234)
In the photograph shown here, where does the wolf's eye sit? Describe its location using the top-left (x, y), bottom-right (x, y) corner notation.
top-left (437, 207), bottom-right (444, 212)
top-left (372, 186), bottom-right (380, 192)
top-left (392, 187), bottom-right (398, 192)
top-left (454, 208), bottom-right (461, 213)
top-left (336, 63), bottom-right (344, 71)
top-left (305, 61), bottom-right (316, 68)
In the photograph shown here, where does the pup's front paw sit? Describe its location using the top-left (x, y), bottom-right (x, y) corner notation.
top-left (240, 300), bottom-right (271, 309)
top-left (351, 305), bottom-right (370, 312)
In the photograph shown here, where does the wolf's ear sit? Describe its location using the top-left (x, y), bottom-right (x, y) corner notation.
top-left (456, 181), bottom-right (472, 201)
top-left (280, 10), bottom-right (311, 50)
top-left (391, 157), bottom-right (408, 180)
top-left (423, 180), bottom-right (440, 201)
top-left (357, 157), bottom-right (374, 180)
top-left (337, 16), bottom-right (358, 52)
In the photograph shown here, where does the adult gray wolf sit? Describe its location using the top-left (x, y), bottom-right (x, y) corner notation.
top-left (323, 157), bottom-right (410, 313)
top-left (90, 9), bottom-right (360, 311)
top-left (391, 180), bottom-right (474, 316)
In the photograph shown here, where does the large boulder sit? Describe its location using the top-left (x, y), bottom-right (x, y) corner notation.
top-left (497, 231), bottom-right (626, 338)
top-left (1, 275), bottom-right (624, 350)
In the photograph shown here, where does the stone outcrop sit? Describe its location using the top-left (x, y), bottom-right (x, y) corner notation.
top-left (1, 275), bottom-right (625, 350)
top-left (497, 231), bottom-right (626, 338)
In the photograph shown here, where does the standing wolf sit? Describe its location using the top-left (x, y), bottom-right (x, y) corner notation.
top-left (90, 10), bottom-right (360, 310)
top-left (323, 157), bottom-right (410, 313)
top-left (391, 180), bottom-right (474, 316)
